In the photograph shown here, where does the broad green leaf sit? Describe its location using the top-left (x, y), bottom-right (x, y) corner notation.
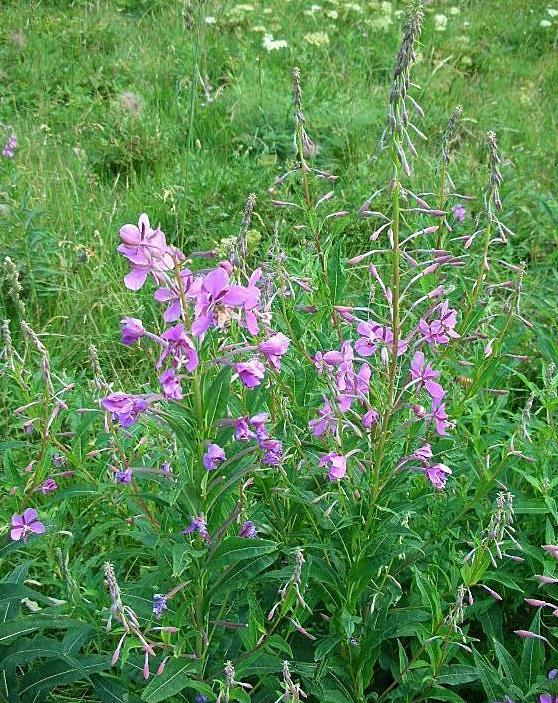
top-left (520, 610), bottom-right (544, 687)
top-left (204, 365), bottom-right (231, 430)
top-left (19, 654), bottom-right (110, 697)
top-left (207, 537), bottom-right (277, 570)
top-left (141, 659), bottom-right (196, 703)
top-left (0, 616), bottom-right (83, 646)
top-left (437, 664), bottom-right (480, 685)
top-left (0, 562), bottom-right (31, 623)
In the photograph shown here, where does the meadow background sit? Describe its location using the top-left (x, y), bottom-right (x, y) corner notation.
top-left (2, 1), bottom-right (558, 702)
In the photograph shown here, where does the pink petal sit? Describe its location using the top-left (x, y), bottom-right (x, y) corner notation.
top-left (10, 527), bottom-right (23, 541)
top-left (11, 513), bottom-right (24, 527)
top-left (23, 508), bottom-right (38, 524)
top-left (124, 268), bottom-right (149, 291)
top-left (29, 521), bottom-right (45, 535)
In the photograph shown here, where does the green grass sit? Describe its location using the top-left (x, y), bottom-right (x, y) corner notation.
top-left (1, 0), bottom-right (557, 367)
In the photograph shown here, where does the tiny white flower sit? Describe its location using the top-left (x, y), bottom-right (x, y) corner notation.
top-left (326, 9), bottom-right (338, 18)
top-left (434, 13), bottom-right (448, 31)
top-left (262, 33), bottom-right (288, 51)
top-left (449, 6), bottom-right (460, 14)
top-left (540, 18), bottom-right (552, 26)
top-left (547, 8), bottom-right (558, 17)
top-left (204, 15), bottom-right (216, 24)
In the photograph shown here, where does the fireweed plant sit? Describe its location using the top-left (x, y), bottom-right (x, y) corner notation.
top-left (2, 4), bottom-right (558, 703)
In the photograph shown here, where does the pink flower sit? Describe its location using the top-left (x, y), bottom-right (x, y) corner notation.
top-left (258, 333), bottom-right (290, 371)
top-left (235, 359), bottom-right (265, 388)
top-left (158, 324), bottom-right (198, 372)
top-left (260, 438), bottom-right (283, 466)
top-left (309, 398), bottom-right (337, 437)
top-left (159, 368), bottom-right (183, 400)
top-left (355, 321), bottom-right (408, 360)
top-left (40, 478), bottom-right (58, 494)
top-left (319, 452), bottom-right (348, 481)
top-left (102, 392), bottom-right (150, 427)
top-left (430, 399), bottom-right (450, 436)
top-left (189, 266), bottom-right (233, 336)
top-left (453, 203), bottom-right (466, 222)
top-left (154, 269), bottom-right (193, 322)
top-left (11, 509), bottom-right (46, 542)
top-left (225, 268), bottom-right (262, 335)
top-left (410, 351), bottom-right (445, 400)
top-left (362, 408), bottom-right (379, 428)
top-left (203, 443), bottom-right (226, 471)
top-left (121, 317), bottom-right (145, 346)
top-left (418, 302), bottom-right (459, 345)
top-left (425, 463), bottom-right (451, 490)
top-left (117, 214), bottom-right (179, 290)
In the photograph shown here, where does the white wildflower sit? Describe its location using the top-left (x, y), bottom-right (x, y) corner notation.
top-left (434, 13), bottom-right (448, 31)
top-left (263, 33), bottom-right (288, 51)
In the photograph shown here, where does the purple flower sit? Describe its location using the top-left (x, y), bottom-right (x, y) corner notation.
top-left (23, 420), bottom-right (34, 434)
top-left (258, 332), bottom-right (290, 371)
top-left (2, 133), bottom-right (17, 159)
top-left (158, 324), bottom-right (198, 372)
top-left (52, 452), bottom-right (66, 468)
top-left (430, 399), bottom-right (450, 436)
top-left (121, 317), bottom-right (145, 345)
top-left (410, 351), bottom-right (445, 400)
top-left (309, 397), bottom-right (337, 437)
top-left (453, 203), bottom-right (466, 222)
top-left (239, 520), bottom-right (257, 538)
top-left (355, 321), bottom-right (407, 362)
top-left (225, 268), bottom-right (262, 335)
top-left (117, 214), bottom-right (178, 291)
top-left (319, 452), bottom-right (348, 481)
top-left (102, 392), bottom-right (150, 427)
top-left (203, 443), bottom-right (226, 471)
top-left (152, 594), bottom-right (167, 618)
top-left (195, 696), bottom-right (209, 703)
top-left (115, 467), bottom-right (133, 484)
top-left (418, 302), bottom-right (459, 346)
top-left (160, 462), bottom-right (173, 478)
top-left (425, 463), bottom-right (451, 490)
top-left (154, 268), bottom-right (193, 322)
top-left (362, 408), bottom-right (379, 428)
top-left (259, 438), bottom-right (283, 466)
top-left (235, 359), bottom-right (266, 388)
top-left (250, 412), bottom-right (270, 440)
top-left (11, 509), bottom-right (45, 542)
top-left (188, 265), bottom-right (233, 336)
top-left (182, 514), bottom-right (210, 541)
top-left (40, 478), bottom-right (58, 494)
top-left (159, 368), bottom-right (183, 400)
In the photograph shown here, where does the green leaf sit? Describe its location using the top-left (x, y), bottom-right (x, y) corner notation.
top-left (141, 659), bottom-right (196, 703)
top-left (0, 616), bottom-right (83, 645)
top-left (0, 562), bottom-right (31, 623)
top-left (19, 654), bottom-right (110, 697)
top-left (207, 537), bottom-right (277, 570)
top-left (492, 637), bottom-right (527, 690)
top-left (327, 239), bottom-right (345, 304)
top-left (204, 365), bottom-right (231, 430)
top-left (91, 673), bottom-right (142, 703)
top-left (437, 664), bottom-right (480, 685)
top-left (0, 584), bottom-right (54, 607)
top-left (520, 610), bottom-right (544, 687)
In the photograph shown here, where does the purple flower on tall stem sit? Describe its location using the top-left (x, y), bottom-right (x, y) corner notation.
top-left (102, 392), bottom-right (150, 427)
top-left (10, 509), bottom-right (45, 542)
top-left (258, 332), bottom-right (290, 371)
top-left (152, 594), bottom-right (167, 618)
top-left (309, 397), bottom-right (337, 437)
top-left (319, 452), bottom-right (348, 481)
top-left (418, 302), bottom-right (459, 345)
top-left (362, 407), bottom-right (379, 429)
top-left (189, 266), bottom-right (234, 336)
top-left (453, 203), bottom-right (466, 222)
top-left (203, 443), bottom-right (226, 471)
top-left (117, 214), bottom-right (178, 290)
top-left (2, 133), bottom-right (17, 158)
top-left (115, 467), bottom-right (133, 484)
top-left (259, 438), bottom-right (283, 466)
top-left (235, 359), bottom-right (266, 388)
top-left (226, 268), bottom-right (262, 335)
top-left (40, 478), bottom-right (58, 494)
top-left (52, 452), bottom-right (66, 468)
top-left (430, 399), bottom-right (450, 436)
top-left (121, 317), bottom-right (145, 346)
top-left (182, 514), bottom-right (210, 542)
top-left (158, 368), bottom-right (183, 400)
top-left (158, 324), bottom-right (198, 372)
top-left (424, 463), bottom-right (451, 490)
top-left (355, 321), bottom-right (407, 361)
top-left (239, 521), bottom-right (257, 538)
top-left (154, 269), bottom-right (193, 322)
top-left (410, 351), bottom-right (445, 400)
